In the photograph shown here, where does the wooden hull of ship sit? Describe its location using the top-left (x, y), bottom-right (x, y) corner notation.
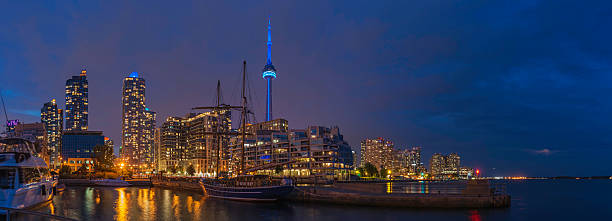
top-left (201, 183), bottom-right (294, 202)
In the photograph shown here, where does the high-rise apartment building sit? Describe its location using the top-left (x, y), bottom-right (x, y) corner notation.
top-left (430, 153), bottom-right (445, 176)
top-left (157, 111), bottom-right (231, 176)
top-left (41, 99), bottom-right (63, 168)
top-left (360, 138), bottom-right (394, 169)
top-left (65, 69), bottom-right (88, 131)
top-left (121, 72), bottom-right (156, 169)
top-left (430, 153), bottom-right (464, 178)
top-left (228, 119), bottom-right (354, 178)
top-left (158, 116), bottom-right (186, 172)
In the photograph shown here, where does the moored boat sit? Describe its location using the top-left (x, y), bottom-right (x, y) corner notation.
top-left (0, 138), bottom-right (57, 213)
top-left (200, 175), bottom-right (294, 201)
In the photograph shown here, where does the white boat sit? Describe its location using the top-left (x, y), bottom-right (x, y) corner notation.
top-left (92, 178), bottom-right (131, 187)
top-left (0, 138), bottom-right (57, 213)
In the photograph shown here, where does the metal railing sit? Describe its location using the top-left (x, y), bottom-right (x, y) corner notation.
top-left (0, 207), bottom-right (77, 221)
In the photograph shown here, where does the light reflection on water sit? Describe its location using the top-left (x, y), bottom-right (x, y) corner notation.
top-left (16, 180), bottom-right (610, 221)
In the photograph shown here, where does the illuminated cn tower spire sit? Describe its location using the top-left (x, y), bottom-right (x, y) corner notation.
top-left (262, 18), bottom-right (277, 121)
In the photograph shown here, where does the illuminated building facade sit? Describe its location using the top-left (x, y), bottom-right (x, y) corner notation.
top-left (228, 119), bottom-right (354, 178)
top-left (429, 153), bottom-right (469, 179)
top-left (157, 110), bottom-right (231, 176)
top-left (14, 122), bottom-right (47, 149)
top-left (262, 19), bottom-right (277, 121)
top-left (61, 131), bottom-right (104, 171)
top-left (65, 69), bottom-right (88, 131)
top-left (121, 72), bottom-right (156, 169)
top-left (158, 116), bottom-right (186, 172)
top-left (360, 138), bottom-right (394, 169)
top-left (41, 99), bottom-right (63, 168)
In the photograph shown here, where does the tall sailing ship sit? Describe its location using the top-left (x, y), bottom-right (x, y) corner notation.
top-left (197, 61), bottom-right (294, 202)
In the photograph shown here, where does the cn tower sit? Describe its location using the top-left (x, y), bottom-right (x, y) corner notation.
top-left (262, 18), bottom-right (277, 121)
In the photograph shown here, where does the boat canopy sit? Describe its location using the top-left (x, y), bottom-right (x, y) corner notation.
top-left (0, 153), bottom-right (47, 167)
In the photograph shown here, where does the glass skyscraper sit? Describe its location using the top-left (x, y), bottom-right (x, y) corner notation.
top-left (41, 99), bottom-right (63, 168)
top-left (65, 69), bottom-right (88, 131)
top-left (121, 72), bottom-right (156, 169)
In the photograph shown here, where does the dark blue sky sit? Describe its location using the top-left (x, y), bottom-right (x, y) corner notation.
top-left (1, 0), bottom-right (611, 176)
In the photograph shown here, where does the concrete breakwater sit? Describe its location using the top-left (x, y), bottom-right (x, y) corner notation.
top-left (289, 180), bottom-right (511, 208)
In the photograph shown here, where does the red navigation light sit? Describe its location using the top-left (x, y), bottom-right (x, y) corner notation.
top-left (476, 169), bottom-right (480, 174)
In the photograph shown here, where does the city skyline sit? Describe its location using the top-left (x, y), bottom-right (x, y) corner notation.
top-left (1, 1), bottom-right (611, 177)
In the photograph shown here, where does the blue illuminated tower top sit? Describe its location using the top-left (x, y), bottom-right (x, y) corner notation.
top-left (262, 19), bottom-right (276, 79)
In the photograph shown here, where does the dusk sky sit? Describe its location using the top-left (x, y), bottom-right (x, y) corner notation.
top-left (1, 0), bottom-right (611, 177)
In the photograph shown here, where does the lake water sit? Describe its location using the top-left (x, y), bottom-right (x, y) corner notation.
top-left (11, 179), bottom-right (612, 220)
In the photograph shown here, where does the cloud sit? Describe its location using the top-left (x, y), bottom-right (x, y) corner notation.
top-left (526, 148), bottom-right (560, 156)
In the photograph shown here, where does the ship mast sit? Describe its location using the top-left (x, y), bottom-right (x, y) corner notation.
top-left (241, 61), bottom-right (247, 175)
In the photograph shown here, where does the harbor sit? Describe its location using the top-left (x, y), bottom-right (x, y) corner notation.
top-left (1, 180), bottom-right (606, 220)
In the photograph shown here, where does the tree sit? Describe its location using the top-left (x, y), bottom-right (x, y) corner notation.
top-left (379, 166), bottom-right (389, 179)
top-left (275, 165), bottom-right (283, 175)
top-left (77, 163), bottom-right (89, 175)
top-left (169, 165), bottom-right (177, 174)
top-left (357, 167), bottom-right (366, 177)
top-left (186, 164), bottom-right (195, 176)
top-left (59, 165), bottom-right (71, 175)
top-left (94, 144), bottom-right (115, 172)
top-left (363, 162), bottom-right (378, 177)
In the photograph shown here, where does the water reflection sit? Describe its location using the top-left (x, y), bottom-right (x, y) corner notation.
top-left (116, 188), bottom-right (127, 221)
top-left (28, 186), bottom-right (502, 221)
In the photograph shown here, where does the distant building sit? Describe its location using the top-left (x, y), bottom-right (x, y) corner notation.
top-left (41, 99), bottom-right (63, 168)
top-left (14, 123), bottom-right (47, 158)
top-left (429, 153), bottom-right (468, 179)
top-left (228, 119), bottom-right (354, 178)
top-left (158, 116), bottom-right (187, 172)
top-left (153, 128), bottom-right (161, 172)
top-left (121, 72), bottom-right (156, 170)
top-left (5, 119), bottom-right (20, 136)
top-left (104, 137), bottom-right (114, 151)
top-left (429, 153), bottom-right (445, 176)
top-left (360, 138), bottom-right (393, 169)
top-left (65, 69), bottom-right (88, 131)
top-left (61, 131), bottom-right (104, 171)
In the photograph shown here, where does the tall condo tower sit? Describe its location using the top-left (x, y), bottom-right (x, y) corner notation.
top-left (262, 19), bottom-right (277, 121)
top-left (41, 99), bottom-right (63, 168)
top-left (65, 69), bottom-right (88, 131)
top-left (121, 72), bottom-right (156, 169)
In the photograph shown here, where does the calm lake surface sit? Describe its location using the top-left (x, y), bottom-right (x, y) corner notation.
top-left (12, 180), bottom-right (612, 220)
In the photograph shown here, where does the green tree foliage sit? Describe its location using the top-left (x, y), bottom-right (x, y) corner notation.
top-left (357, 167), bottom-right (366, 177)
top-left (275, 165), bottom-right (283, 175)
top-left (379, 166), bottom-right (388, 178)
top-left (169, 165), bottom-right (177, 174)
top-left (186, 164), bottom-right (195, 176)
top-left (364, 162), bottom-right (378, 177)
top-left (94, 144), bottom-right (115, 172)
top-left (59, 165), bottom-right (71, 175)
top-left (77, 163), bottom-right (88, 175)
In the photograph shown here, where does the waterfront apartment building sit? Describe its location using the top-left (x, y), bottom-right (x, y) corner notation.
top-left (228, 119), bottom-right (354, 178)
top-left (389, 147), bottom-right (424, 175)
top-left (157, 111), bottom-right (231, 176)
top-left (360, 138), bottom-right (394, 169)
top-left (429, 153), bottom-right (472, 179)
top-left (41, 99), bottom-right (63, 168)
top-left (65, 69), bottom-right (88, 131)
top-left (121, 72), bottom-right (156, 170)
top-left (61, 131), bottom-right (104, 171)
